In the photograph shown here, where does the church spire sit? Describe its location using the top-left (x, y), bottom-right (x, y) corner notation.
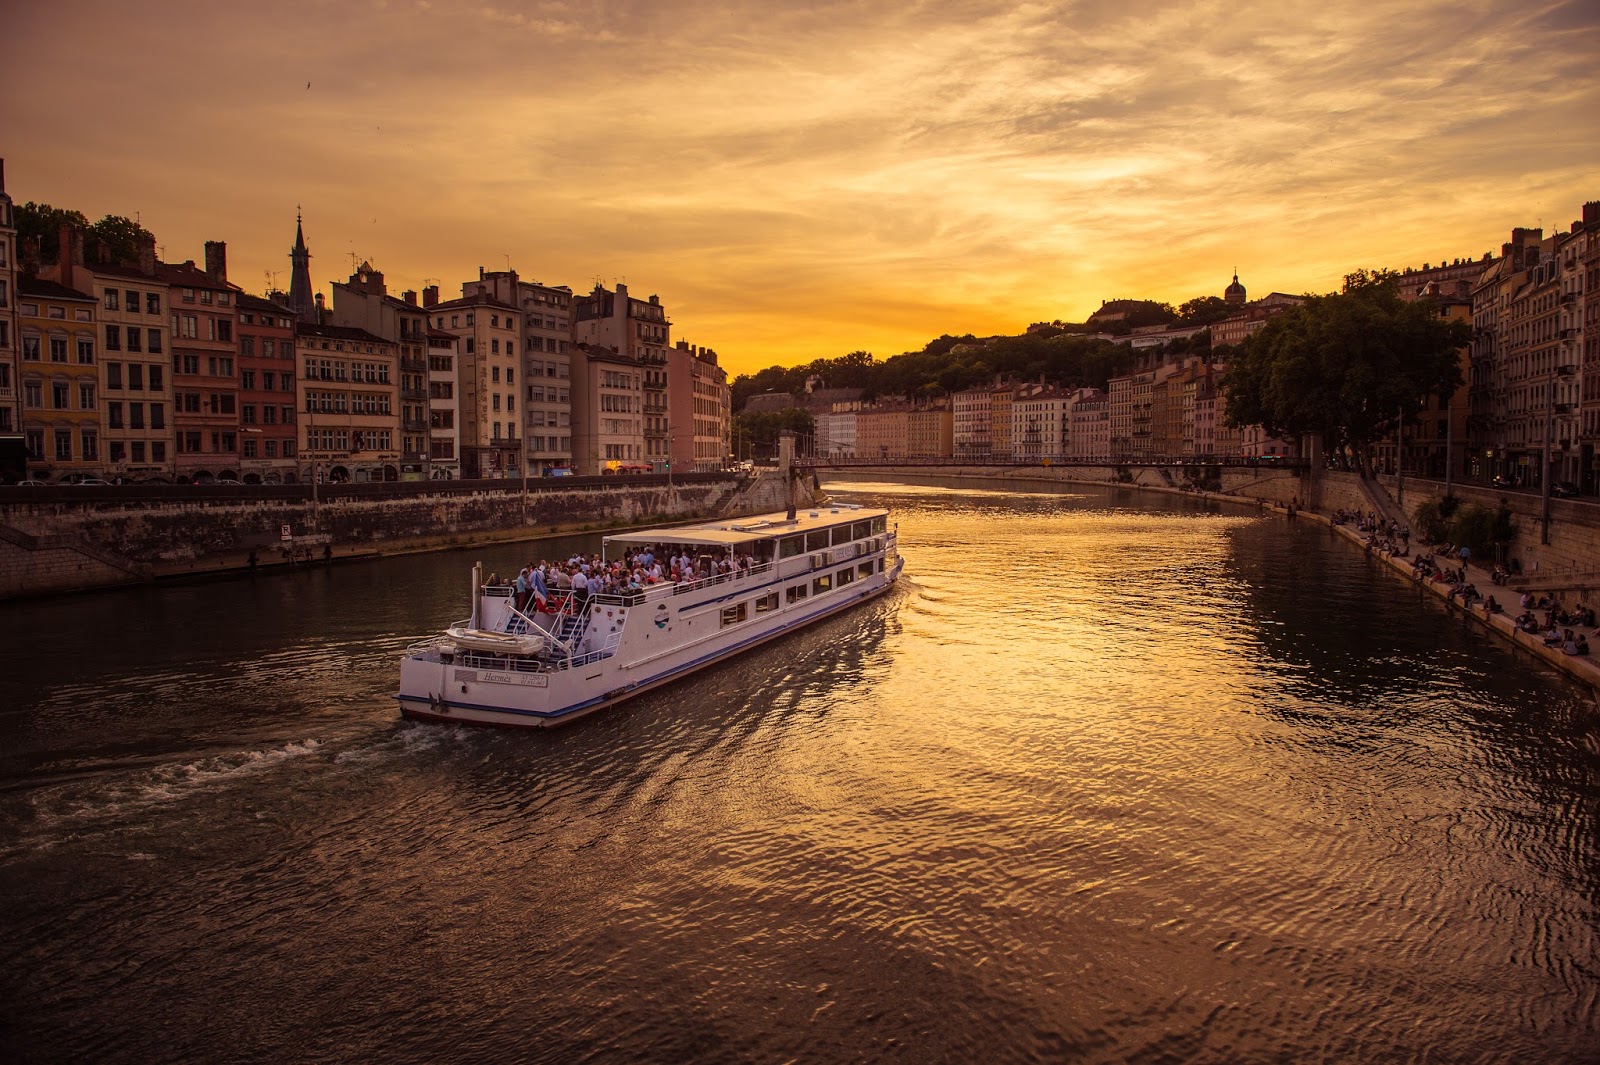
top-left (288, 209), bottom-right (317, 324)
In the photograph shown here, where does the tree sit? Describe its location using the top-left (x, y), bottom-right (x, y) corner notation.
top-left (1176, 295), bottom-right (1234, 326)
top-left (87, 214), bottom-right (153, 265)
top-left (733, 408), bottom-right (815, 458)
top-left (13, 203), bottom-right (153, 268)
top-left (14, 202), bottom-right (89, 264)
top-left (1221, 273), bottom-right (1468, 468)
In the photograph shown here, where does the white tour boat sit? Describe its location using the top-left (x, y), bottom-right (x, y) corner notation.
top-left (396, 504), bottom-right (903, 728)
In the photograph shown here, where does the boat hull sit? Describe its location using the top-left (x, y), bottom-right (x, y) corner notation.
top-left (397, 559), bottom-right (902, 729)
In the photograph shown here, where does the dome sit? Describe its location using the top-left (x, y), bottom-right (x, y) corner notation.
top-left (1224, 272), bottom-right (1247, 305)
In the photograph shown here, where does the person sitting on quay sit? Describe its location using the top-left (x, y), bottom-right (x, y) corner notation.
top-left (1484, 595), bottom-right (1502, 615)
top-left (1572, 634), bottom-right (1592, 656)
top-left (1515, 612), bottom-right (1539, 634)
top-left (1543, 625), bottom-right (1564, 647)
top-left (1561, 630), bottom-right (1580, 655)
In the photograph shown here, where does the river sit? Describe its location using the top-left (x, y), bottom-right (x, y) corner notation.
top-left (1, 477), bottom-right (1596, 1064)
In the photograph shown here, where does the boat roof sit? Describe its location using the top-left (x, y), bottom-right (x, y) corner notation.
top-left (604, 505), bottom-right (888, 548)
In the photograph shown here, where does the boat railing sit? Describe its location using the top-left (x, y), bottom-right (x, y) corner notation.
top-left (669, 561), bottom-right (774, 596)
top-left (456, 650), bottom-right (550, 674)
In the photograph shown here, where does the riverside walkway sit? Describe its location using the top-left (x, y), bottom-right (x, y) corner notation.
top-left (1266, 502), bottom-right (1600, 697)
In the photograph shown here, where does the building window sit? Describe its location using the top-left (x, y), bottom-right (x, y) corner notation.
top-left (130, 403), bottom-right (144, 429)
top-left (55, 429), bottom-right (72, 461)
top-left (77, 338), bottom-right (94, 364)
top-left (108, 402), bottom-right (124, 429)
top-left (128, 364), bottom-right (143, 390)
top-left (79, 383), bottom-right (95, 409)
top-left (104, 290), bottom-right (119, 311)
top-left (24, 381), bottom-right (42, 408)
top-left (25, 429), bottom-right (43, 460)
top-left (52, 382), bottom-right (69, 409)
top-left (147, 293), bottom-right (161, 314)
top-left (148, 329), bottom-right (162, 354)
top-left (149, 366), bottom-right (163, 391)
top-left (107, 362), bottom-right (123, 389)
top-left (22, 335), bottom-right (40, 361)
top-left (50, 337), bottom-right (68, 362)
top-left (150, 402), bottom-right (164, 429)
top-left (81, 430), bottom-right (98, 461)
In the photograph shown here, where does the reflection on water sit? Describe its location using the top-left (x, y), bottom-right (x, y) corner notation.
top-left (1, 476), bottom-right (1596, 1064)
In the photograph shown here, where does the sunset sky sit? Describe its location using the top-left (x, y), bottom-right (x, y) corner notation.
top-left (5, 0), bottom-right (1596, 377)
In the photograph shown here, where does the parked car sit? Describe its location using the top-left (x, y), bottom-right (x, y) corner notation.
top-left (1551, 481), bottom-right (1579, 498)
top-left (73, 478), bottom-right (112, 486)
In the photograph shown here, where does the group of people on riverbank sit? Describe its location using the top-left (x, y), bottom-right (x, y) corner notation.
top-left (487, 544), bottom-right (767, 611)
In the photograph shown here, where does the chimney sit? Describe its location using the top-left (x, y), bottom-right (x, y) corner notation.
top-left (1584, 201), bottom-right (1600, 228)
top-left (57, 225), bottom-right (84, 289)
top-left (423, 285), bottom-right (438, 308)
top-left (138, 233), bottom-right (156, 275)
top-left (98, 243), bottom-right (111, 264)
top-left (402, 289), bottom-right (418, 306)
top-left (204, 240), bottom-right (227, 283)
top-left (21, 234), bottom-right (41, 276)
top-left (478, 266), bottom-right (485, 280)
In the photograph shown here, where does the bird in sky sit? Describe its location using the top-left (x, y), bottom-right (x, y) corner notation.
top-left (306, 81), bottom-right (311, 90)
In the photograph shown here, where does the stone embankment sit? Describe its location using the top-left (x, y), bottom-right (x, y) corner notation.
top-left (0, 471), bottom-right (814, 600)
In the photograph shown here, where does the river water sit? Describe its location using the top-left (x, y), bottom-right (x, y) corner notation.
top-left (1, 478), bottom-right (1596, 1064)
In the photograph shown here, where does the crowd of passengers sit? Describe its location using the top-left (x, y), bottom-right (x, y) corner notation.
top-left (486, 545), bottom-right (768, 611)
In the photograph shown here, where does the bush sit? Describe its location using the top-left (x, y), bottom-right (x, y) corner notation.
top-left (1413, 499), bottom-right (1450, 543)
top-left (1448, 501), bottom-right (1513, 561)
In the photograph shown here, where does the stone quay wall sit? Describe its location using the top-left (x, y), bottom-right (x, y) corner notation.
top-left (0, 472), bottom-right (807, 600)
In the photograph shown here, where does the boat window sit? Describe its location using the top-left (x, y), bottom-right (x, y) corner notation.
top-left (812, 573), bottom-right (832, 594)
top-left (837, 567), bottom-right (855, 586)
top-left (786, 584), bottom-right (808, 604)
top-left (830, 525), bottom-right (853, 547)
top-left (852, 521), bottom-right (871, 540)
top-left (877, 558), bottom-right (885, 572)
top-left (871, 516), bottom-right (886, 534)
top-left (720, 602), bottom-right (748, 627)
top-left (858, 562), bottom-right (873, 579)
top-left (755, 591), bottom-right (779, 614)
top-left (805, 530), bottom-right (830, 552)
top-left (779, 535), bottom-right (804, 559)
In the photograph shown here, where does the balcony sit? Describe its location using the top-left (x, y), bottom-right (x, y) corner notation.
top-left (1560, 291), bottom-right (1576, 305)
top-left (402, 418), bottom-right (427, 432)
top-left (400, 356), bottom-right (427, 373)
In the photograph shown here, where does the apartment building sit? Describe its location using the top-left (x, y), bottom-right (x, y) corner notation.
top-left (569, 342), bottom-right (644, 474)
top-left (1013, 388), bottom-right (1069, 461)
top-left (235, 293), bottom-right (299, 483)
top-left (857, 402), bottom-right (910, 460)
top-left (427, 281), bottom-right (522, 478)
top-left (953, 384), bottom-right (992, 458)
top-left (1066, 388), bottom-right (1109, 460)
top-left (295, 323), bottom-right (401, 483)
top-left (667, 340), bottom-right (730, 471)
top-left (0, 161), bottom-right (17, 442)
top-left (46, 228), bottom-right (171, 480)
top-left (331, 264), bottom-right (431, 479)
top-left (16, 276), bottom-right (98, 480)
top-left (573, 282), bottom-right (670, 468)
top-left (907, 401), bottom-right (953, 459)
top-left (161, 250), bottom-right (241, 482)
top-left (462, 272), bottom-right (574, 475)
top-left (426, 329), bottom-right (462, 478)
